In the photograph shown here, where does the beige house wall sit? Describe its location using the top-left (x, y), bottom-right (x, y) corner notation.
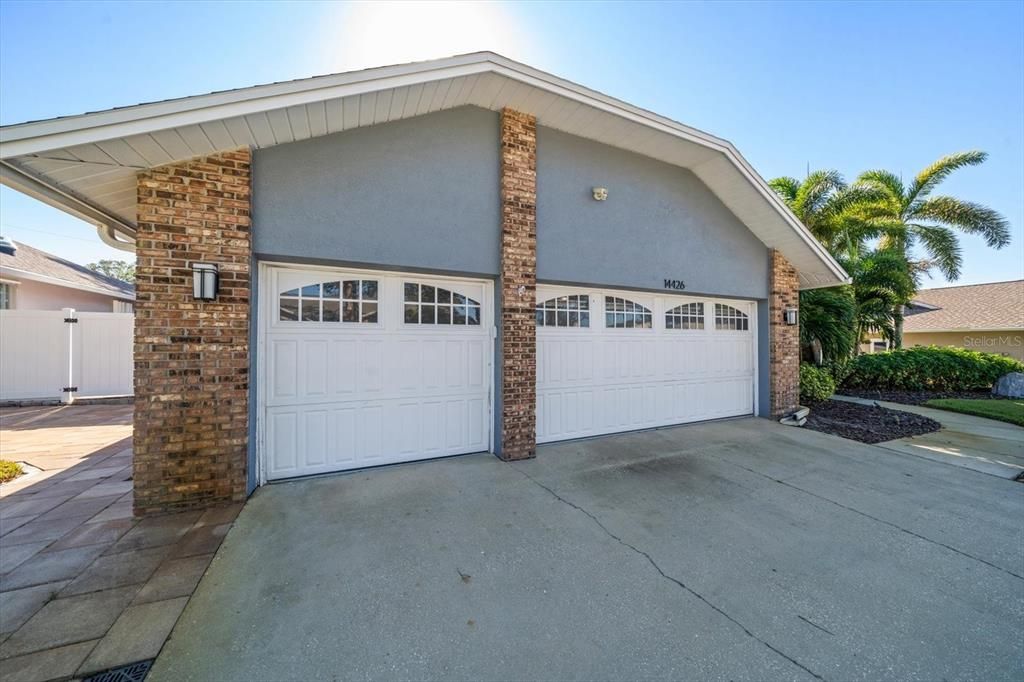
top-left (2, 276), bottom-right (130, 312)
top-left (903, 331), bottom-right (1024, 361)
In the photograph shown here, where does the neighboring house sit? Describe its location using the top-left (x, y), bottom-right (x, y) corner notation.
top-left (865, 280), bottom-right (1023, 360)
top-left (0, 239), bottom-right (134, 311)
top-left (0, 53), bottom-right (848, 514)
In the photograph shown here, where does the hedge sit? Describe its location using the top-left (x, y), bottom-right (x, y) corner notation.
top-left (800, 363), bottom-right (836, 404)
top-left (841, 346), bottom-right (1024, 391)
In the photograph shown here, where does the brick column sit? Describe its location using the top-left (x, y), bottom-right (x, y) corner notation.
top-left (499, 109), bottom-right (537, 460)
top-left (769, 249), bottom-right (800, 416)
top-left (133, 150), bottom-right (252, 515)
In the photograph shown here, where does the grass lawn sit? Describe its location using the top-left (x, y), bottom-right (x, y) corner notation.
top-left (0, 460), bottom-right (24, 483)
top-left (924, 398), bottom-right (1024, 427)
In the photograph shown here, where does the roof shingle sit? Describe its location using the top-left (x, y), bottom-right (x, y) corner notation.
top-left (0, 241), bottom-right (134, 299)
top-left (904, 280), bottom-right (1023, 332)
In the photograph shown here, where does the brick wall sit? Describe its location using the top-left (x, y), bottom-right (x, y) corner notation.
top-left (133, 150), bottom-right (251, 515)
top-left (769, 249), bottom-right (800, 416)
top-left (499, 109), bottom-right (538, 460)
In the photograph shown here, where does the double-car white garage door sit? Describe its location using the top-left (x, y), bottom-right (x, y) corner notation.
top-left (536, 285), bottom-right (755, 443)
top-left (260, 266), bottom-right (755, 480)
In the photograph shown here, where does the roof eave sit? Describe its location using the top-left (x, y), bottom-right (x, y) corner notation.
top-left (0, 160), bottom-right (137, 251)
top-left (0, 51), bottom-right (849, 285)
top-left (0, 265), bottom-right (135, 300)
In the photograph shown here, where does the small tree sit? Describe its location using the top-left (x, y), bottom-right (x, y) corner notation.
top-left (87, 259), bottom-right (135, 283)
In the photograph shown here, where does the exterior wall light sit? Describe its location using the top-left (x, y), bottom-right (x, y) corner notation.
top-left (783, 307), bottom-right (798, 325)
top-left (592, 187), bottom-right (608, 201)
top-left (192, 262), bottom-right (219, 301)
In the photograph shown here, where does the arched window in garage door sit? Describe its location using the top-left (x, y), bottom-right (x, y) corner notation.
top-left (536, 294), bottom-right (590, 327)
top-left (665, 302), bottom-right (704, 330)
top-left (604, 296), bottom-right (652, 328)
top-left (404, 282), bottom-right (481, 325)
top-left (278, 278), bottom-right (378, 323)
top-left (714, 303), bottom-right (749, 331)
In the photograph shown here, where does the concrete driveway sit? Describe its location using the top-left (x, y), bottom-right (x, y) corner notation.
top-left (151, 418), bottom-right (1024, 682)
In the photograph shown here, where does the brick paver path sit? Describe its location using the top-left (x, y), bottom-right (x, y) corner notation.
top-left (0, 405), bottom-right (242, 681)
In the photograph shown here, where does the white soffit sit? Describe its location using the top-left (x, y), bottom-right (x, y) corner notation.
top-left (0, 52), bottom-right (847, 288)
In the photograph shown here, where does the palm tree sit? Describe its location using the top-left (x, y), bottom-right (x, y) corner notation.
top-left (770, 171), bottom-right (878, 361)
top-left (842, 250), bottom-right (917, 353)
top-left (799, 286), bottom-right (857, 362)
top-left (768, 171), bottom-right (882, 259)
top-left (854, 151), bottom-right (1010, 347)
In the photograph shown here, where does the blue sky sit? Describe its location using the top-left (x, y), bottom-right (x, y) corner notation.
top-left (1, 0), bottom-right (1021, 286)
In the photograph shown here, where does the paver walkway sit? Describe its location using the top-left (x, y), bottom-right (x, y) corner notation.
top-left (0, 405), bottom-right (242, 682)
top-left (832, 395), bottom-right (1024, 478)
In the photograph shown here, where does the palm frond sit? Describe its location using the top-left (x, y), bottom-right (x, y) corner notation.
top-left (799, 286), bottom-right (857, 362)
top-left (911, 196), bottom-right (1011, 248)
top-left (909, 224), bottom-right (964, 280)
top-left (795, 170), bottom-right (846, 219)
top-left (906, 151), bottom-right (987, 204)
top-left (768, 177), bottom-right (801, 207)
top-left (855, 169), bottom-right (905, 206)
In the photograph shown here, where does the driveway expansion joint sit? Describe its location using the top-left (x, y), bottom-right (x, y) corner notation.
top-left (513, 466), bottom-right (827, 682)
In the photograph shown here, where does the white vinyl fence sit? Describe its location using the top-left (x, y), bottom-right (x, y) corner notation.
top-left (0, 308), bottom-right (133, 402)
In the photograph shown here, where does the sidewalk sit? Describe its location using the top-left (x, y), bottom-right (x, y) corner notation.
top-left (832, 395), bottom-right (1024, 479)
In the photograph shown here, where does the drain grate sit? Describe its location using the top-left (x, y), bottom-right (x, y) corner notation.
top-left (83, 660), bottom-right (153, 682)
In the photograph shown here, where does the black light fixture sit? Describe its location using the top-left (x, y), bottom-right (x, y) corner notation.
top-left (192, 262), bottom-right (219, 301)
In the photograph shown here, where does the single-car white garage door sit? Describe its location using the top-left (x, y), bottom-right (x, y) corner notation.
top-left (536, 285), bottom-right (756, 443)
top-left (260, 265), bottom-right (492, 480)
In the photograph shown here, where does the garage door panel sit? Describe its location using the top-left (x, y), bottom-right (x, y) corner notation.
top-left (264, 267), bottom-right (492, 480)
top-left (304, 340), bottom-right (329, 398)
top-left (359, 340), bottom-right (384, 393)
top-left (537, 285), bottom-right (755, 444)
top-left (332, 339), bottom-right (357, 395)
top-left (270, 339), bottom-right (298, 400)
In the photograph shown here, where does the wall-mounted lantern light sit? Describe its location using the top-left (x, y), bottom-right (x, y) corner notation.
top-left (783, 307), bottom-right (798, 326)
top-left (192, 262), bottom-right (219, 301)
top-left (592, 187), bottom-right (608, 201)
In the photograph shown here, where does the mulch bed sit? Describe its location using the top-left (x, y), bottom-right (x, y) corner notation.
top-left (836, 388), bottom-right (1002, 405)
top-left (803, 399), bottom-right (942, 444)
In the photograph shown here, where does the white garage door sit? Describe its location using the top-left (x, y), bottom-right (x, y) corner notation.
top-left (260, 266), bottom-right (492, 481)
top-left (536, 285), bottom-right (756, 443)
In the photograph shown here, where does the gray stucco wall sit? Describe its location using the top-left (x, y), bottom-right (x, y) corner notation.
top-left (536, 126), bottom-right (768, 300)
top-left (253, 107), bottom-right (501, 276)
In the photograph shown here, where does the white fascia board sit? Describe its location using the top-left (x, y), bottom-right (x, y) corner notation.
top-left (0, 59), bottom-right (494, 158)
top-left (0, 266), bottom-right (135, 300)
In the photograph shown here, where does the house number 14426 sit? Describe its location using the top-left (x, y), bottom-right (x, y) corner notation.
top-left (663, 279), bottom-right (686, 291)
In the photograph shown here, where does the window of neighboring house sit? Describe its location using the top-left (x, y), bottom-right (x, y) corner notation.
top-left (665, 302), bottom-right (704, 330)
top-left (714, 303), bottom-right (749, 331)
top-left (604, 296), bottom-right (652, 329)
top-left (113, 300), bottom-right (134, 313)
top-left (403, 283), bottom-right (481, 325)
top-left (279, 279), bottom-right (378, 323)
top-left (0, 283), bottom-right (12, 310)
top-left (536, 294), bottom-right (590, 328)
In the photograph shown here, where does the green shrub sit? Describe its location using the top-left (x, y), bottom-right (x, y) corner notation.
top-left (841, 346), bottom-right (1024, 391)
top-left (822, 357), bottom-right (853, 386)
top-left (0, 460), bottom-right (24, 484)
top-left (800, 363), bottom-right (836, 404)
